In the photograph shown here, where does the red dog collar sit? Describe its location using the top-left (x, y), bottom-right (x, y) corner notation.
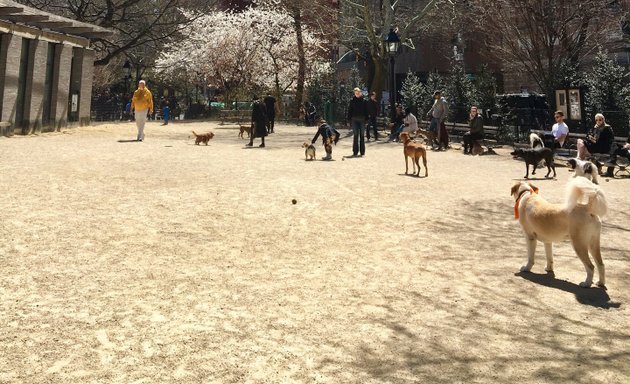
top-left (514, 187), bottom-right (538, 219)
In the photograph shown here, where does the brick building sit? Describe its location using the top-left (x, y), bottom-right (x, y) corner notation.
top-left (0, 0), bottom-right (110, 136)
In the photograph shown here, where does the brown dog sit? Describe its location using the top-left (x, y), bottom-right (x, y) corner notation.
top-left (399, 132), bottom-right (428, 177)
top-left (302, 142), bottom-right (316, 160)
top-left (192, 131), bottom-right (214, 145)
top-left (238, 123), bottom-right (252, 139)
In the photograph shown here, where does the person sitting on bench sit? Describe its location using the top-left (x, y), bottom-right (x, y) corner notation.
top-left (462, 105), bottom-right (484, 155)
top-left (387, 104), bottom-right (405, 142)
top-left (544, 110), bottom-right (569, 149)
top-left (604, 135), bottom-right (630, 177)
top-left (577, 113), bottom-right (614, 160)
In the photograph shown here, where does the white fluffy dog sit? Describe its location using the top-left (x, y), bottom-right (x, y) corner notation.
top-left (529, 133), bottom-right (545, 149)
top-left (511, 177), bottom-right (608, 287)
top-left (567, 158), bottom-right (599, 185)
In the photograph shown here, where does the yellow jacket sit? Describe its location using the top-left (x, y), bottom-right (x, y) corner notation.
top-left (131, 88), bottom-right (154, 113)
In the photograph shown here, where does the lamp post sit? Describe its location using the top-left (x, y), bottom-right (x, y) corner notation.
top-left (385, 29), bottom-right (400, 121)
top-left (123, 60), bottom-right (132, 94)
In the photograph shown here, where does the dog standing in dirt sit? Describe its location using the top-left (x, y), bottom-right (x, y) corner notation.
top-left (567, 158), bottom-right (599, 185)
top-left (238, 123), bottom-right (252, 139)
top-left (302, 142), bottom-right (316, 160)
top-left (511, 178), bottom-right (608, 287)
top-left (192, 131), bottom-right (214, 145)
top-left (399, 132), bottom-right (428, 177)
top-left (511, 147), bottom-right (556, 179)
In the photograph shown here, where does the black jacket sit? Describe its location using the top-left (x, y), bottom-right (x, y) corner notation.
top-left (367, 98), bottom-right (379, 117)
top-left (347, 96), bottom-right (368, 121)
top-left (312, 123), bottom-right (340, 145)
top-left (585, 124), bottom-right (614, 154)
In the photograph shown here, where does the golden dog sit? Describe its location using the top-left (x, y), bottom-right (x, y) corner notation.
top-left (302, 142), bottom-right (316, 160)
top-left (192, 131), bottom-right (214, 145)
top-left (399, 132), bottom-right (428, 177)
top-left (511, 178), bottom-right (608, 287)
top-left (238, 123), bottom-right (252, 139)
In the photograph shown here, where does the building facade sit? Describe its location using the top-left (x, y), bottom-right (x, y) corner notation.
top-left (0, 0), bottom-right (110, 136)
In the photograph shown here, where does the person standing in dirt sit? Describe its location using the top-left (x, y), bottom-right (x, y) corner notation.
top-left (263, 93), bottom-right (277, 134)
top-left (162, 101), bottom-right (171, 126)
top-left (131, 80), bottom-right (153, 141)
top-left (247, 96), bottom-right (268, 148)
top-left (426, 90), bottom-right (448, 150)
top-left (311, 118), bottom-right (340, 160)
top-left (347, 87), bottom-right (368, 157)
top-left (366, 91), bottom-right (380, 141)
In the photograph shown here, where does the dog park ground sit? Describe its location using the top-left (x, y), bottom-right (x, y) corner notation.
top-left (1, 120), bottom-right (629, 383)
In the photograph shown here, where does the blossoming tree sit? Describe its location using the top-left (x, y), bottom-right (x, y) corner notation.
top-left (155, 8), bottom-right (325, 111)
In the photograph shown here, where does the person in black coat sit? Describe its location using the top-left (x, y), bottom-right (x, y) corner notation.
top-left (347, 87), bottom-right (368, 157)
top-left (247, 96), bottom-right (268, 148)
top-left (366, 91), bottom-right (380, 141)
top-left (263, 93), bottom-right (277, 134)
top-left (577, 113), bottom-right (614, 159)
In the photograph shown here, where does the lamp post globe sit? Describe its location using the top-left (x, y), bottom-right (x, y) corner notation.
top-left (385, 28), bottom-right (400, 56)
top-left (384, 29), bottom-right (400, 121)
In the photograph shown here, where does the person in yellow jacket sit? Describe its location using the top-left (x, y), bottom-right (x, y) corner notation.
top-left (131, 80), bottom-right (154, 141)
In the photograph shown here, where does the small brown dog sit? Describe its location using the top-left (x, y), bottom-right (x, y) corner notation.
top-left (192, 131), bottom-right (214, 145)
top-left (238, 123), bottom-right (252, 139)
top-left (399, 132), bottom-right (428, 177)
top-left (302, 142), bottom-right (316, 160)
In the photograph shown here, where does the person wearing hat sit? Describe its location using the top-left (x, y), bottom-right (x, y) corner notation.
top-left (346, 87), bottom-right (368, 157)
top-left (426, 90), bottom-right (448, 150)
top-left (311, 118), bottom-right (340, 160)
top-left (246, 96), bottom-right (268, 148)
top-left (131, 80), bottom-right (154, 141)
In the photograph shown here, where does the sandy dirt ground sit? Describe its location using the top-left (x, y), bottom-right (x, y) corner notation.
top-left (0, 120), bottom-right (629, 384)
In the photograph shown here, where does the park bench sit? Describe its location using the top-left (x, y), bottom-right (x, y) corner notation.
top-left (423, 120), bottom-right (501, 151)
top-left (219, 109), bottom-right (251, 124)
top-left (531, 129), bottom-right (629, 176)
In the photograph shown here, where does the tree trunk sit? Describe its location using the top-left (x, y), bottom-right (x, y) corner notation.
top-left (371, 58), bottom-right (384, 103)
top-left (293, 9), bottom-right (306, 119)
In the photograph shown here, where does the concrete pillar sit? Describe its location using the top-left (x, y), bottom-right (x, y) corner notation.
top-left (0, 34), bottom-right (22, 136)
top-left (22, 39), bottom-right (48, 134)
top-left (70, 48), bottom-right (94, 126)
top-left (49, 44), bottom-right (72, 130)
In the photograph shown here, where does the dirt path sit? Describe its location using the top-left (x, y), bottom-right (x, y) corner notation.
top-left (1, 120), bottom-right (628, 383)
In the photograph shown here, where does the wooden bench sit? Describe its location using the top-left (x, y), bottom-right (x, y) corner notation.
top-left (531, 129), bottom-right (630, 176)
top-left (441, 121), bottom-right (501, 152)
top-left (218, 109), bottom-right (251, 124)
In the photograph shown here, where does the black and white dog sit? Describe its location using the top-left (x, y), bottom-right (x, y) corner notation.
top-left (567, 158), bottom-right (599, 185)
top-left (529, 133), bottom-right (545, 149)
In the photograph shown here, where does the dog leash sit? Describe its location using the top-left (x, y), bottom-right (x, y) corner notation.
top-left (514, 187), bottom-right (539, 219)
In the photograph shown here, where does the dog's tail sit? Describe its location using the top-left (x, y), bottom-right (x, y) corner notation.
top-left (565, 177), bottom-right (608, 217)
top-left (529, 133), bottom-right (544, 149)
top-left (192, 131), bottom-right (198, 137)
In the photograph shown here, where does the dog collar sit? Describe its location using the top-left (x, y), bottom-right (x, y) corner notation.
top-left (514, 187), bottom-right (538, 219)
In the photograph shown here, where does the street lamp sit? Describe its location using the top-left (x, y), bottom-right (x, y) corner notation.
top-left (385, 28), bottom-right (400, 121)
